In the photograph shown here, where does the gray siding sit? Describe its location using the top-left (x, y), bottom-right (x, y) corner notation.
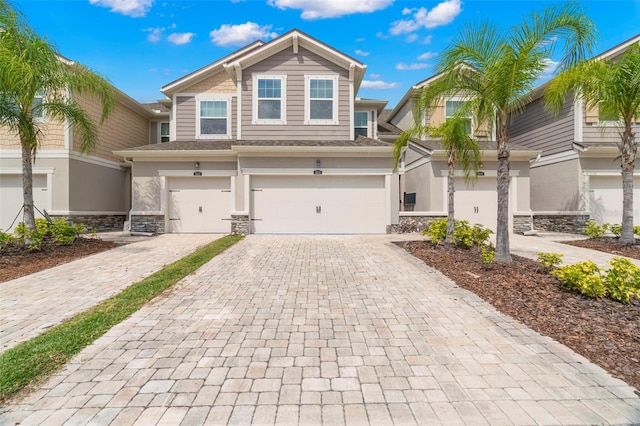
top-left (150, 121), bottom-right (158, 144)
top-left (583, 122), bottom-right (639, 145)
top-left (508, 95), bottom-right (574, 156)
top-left (176, 96), bottom-right (195, 140)
top-left (530, 158), bottom-right (582, 212)
top-left (241, 46), bottom-right (351, 140)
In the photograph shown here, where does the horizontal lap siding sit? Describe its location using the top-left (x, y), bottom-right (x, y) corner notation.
top-left (583, 123), bottom-right (639, 144)
top-left (176, 96), bottom-right (196, 140)
top-left (508, 95), bottom-right (574, 156)
top-left (241, 46), bottom-right (351, 140)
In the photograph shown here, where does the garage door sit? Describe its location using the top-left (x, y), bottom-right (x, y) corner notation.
top-left (168, 177), bottom-right (232, 233)
top-left (454, 177), bottom-right (499, 232)
top-left (0, 174), bottom-right (48, 232)
top-left (251, 175), bottom-right (386, 234)
top-left (589, 176), bottom-right (640, 225)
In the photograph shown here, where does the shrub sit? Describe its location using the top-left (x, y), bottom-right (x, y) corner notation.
top-left (608, 223), bottom-right (622, 238)
top-left (551, 261), bottom-right (606, 298)
top-left (480, 244), bottom-right (496, 264)
top-left (582, 221), bottom-right (607, 238)
top-left (50, 219), bottom-right (85, 245)
top-left (604, 258), bottom-right (640, 303)
top-left (14, 222), bottom-right (44, 251)
top-left (0, 230), bottom-right (15, 251)
top-left (423, 218), bottom-right (492, 249)
top-left (634, 225), bottom-right (640, 236)
top-left (537, 252), bottom-right (564, 269)
top-left (13, 218), bottom-right (87, 249)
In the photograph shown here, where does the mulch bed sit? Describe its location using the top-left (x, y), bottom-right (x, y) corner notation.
top-left (397, 240), bottom-right (640, 391)
top-left (564, 237), bottom-right (640, 260)
top-left (0, 238), bottom-right (118, 283)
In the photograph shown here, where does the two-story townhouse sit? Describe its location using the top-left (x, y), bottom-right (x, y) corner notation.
top-left (115, 30), bottom-right (398, 235)
top-left (384, 72), bottom-right (538, 233)
top-left (0, 86), bottom-right (156, 232)
top-left (508, 34), bottom-right (640, 233)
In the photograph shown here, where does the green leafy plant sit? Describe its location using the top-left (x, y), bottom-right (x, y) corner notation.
top-left (604, 258), bottom-right (640, 303)
top-left (14, 222), bottom-right (44, 251)
top-left (480, 245), bottom-right (496, 264)
top-left (608, 223), bottom-right (622, 238)
top-left (634, 226), bottom-right (640, 236)
top-left (423, 218), bottom-right (448, 245)
top-left (49, 219), bottom-right (86, 245)
top-left (551, 261), bottom-right (606, 298)
top-left (582, 221), bottom-right (607, 238)
top-left (0, 230), bottom-right (15, 250)
top-left (424, 218), bottom-right (492, 249)
top-left (537, 252), bottom-right (564, 269)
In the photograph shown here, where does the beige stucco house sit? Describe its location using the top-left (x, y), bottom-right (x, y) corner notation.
top-left (508, 34), bottom-right (640, 233)
top-left (385, 73), bottom-right (538, 233)
top-left (0, 85), bottom-right (165, 232)
top-left (115, 30), bottom-right (398, 235)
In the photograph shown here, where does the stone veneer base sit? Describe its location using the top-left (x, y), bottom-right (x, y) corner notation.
top-left (231, 215), bottom-right (250, 235)
top-left (533, 214), bottom-right (591, 235)
top-left (131, 215), bottom-right (165, 234)
top-left (50, 215), bottom-right (127, 232)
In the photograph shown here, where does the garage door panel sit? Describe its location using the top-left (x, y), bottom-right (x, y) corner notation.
top-left (168, 177), bottom-right (231, 233)
top-left (1, 175), bottom-right (48, 232)
top-left (251, 175), bottom-right (386, 234)
top-left (590, 176), bottom-right (640, 224)
top-left (453, 177), bottom-right (498, 232)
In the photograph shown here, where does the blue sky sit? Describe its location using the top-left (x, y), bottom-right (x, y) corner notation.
top-left (13, 0), bottom-right (640, 108)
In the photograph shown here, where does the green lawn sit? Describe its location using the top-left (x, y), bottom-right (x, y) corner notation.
top-left (0, 234), bottom-right (243, 403)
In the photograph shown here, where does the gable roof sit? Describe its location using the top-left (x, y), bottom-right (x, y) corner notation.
top-left (162, 29), bottom-right (367, 96)
top-left (386, 70), bottom-right (446, 125)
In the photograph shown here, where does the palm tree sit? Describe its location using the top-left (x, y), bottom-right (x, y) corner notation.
top-left (0, 1), bottom-right (115, 231)
top-left (545, 44), bottom-right (640, 245)
top-left (394, 113), bottom-right (481, 243)
top-left (425, 3), bottom-right (596, 262)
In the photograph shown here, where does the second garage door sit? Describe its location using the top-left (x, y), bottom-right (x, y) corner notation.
top-left (589, 176), bottom-right (640, 224)
top-left (251, 175), bottom-right (386, 234)
top-left (168, 177), bottom-right (232, 233)
top-left (1, 174), bottom-right (48, 232)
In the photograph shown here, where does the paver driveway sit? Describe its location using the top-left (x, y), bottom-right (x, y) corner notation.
top-left (2, 235), bottom-right (639, 425)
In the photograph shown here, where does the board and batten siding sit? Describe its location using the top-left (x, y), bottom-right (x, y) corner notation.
top-left (175, 95), bottom-right (237, 140)
top-left (241, 46), bottom-right (351, 140)
top-left (508, 95), bottom-right (574, 157)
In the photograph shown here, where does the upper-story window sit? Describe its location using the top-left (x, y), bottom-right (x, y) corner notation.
top-left (32, 90), bottom-right (45, 120)
top-left (445, 100), bottom-right (472, 135)
top-left (598, 102), bottom-right (619, 122)
top-left (160, 122), bottom-right (170, 143)
top-left (354, 111), bottom-right (369, 137)
top-left (305, 75), bottom-right (339, 125)
top-left (253, 75), bottom-right (286, 124)
top-left (197, 95), bottom-right (231, 139)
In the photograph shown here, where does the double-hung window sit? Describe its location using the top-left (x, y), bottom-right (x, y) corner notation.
top-left (305, 75), bottom-right (339, 124)
top-left (354, 111), bottom-right (369, 137)
top-left (253, 75), bottom-right (286, 124)
top-left (32, 90), bottom-right (45, 120)
top-left (160, 122), bottom-right (170, 143)
top-left (445, 100), bottom-right (472, 135)
top-left (197, 96), bottom-right (231, 138)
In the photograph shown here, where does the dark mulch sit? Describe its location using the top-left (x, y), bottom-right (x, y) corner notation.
top-left (0, 238), bottom-right (118, 283)
top-left (397, 240), bottom-right (640, 391)
top-left (564, 237), bottom-right (640, 260)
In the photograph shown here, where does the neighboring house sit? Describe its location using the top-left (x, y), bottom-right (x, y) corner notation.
top-left (508, 34), bottom-right (640, 233)
top-left (385, 74), bottom-right (538, 233)
top-left (0, 86), bottom-right (156, 232)
top-left (115, 29), bottom-right (398, 235)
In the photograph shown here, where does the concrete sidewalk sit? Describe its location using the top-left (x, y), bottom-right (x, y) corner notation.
top-left (0, 234), bottom-right (220, 353)
top-left (2, 235), bottom-right (638, 425)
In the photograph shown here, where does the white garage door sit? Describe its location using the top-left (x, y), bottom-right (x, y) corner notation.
top-left (251, 175), bottom-right (387, 234)
top-left (0, 174), bottom-right (48, 232)
top-left (589, 176), bottom-right (640, 225)
top-left (454, 177), bottom-right (499, 232)
top-left (168, 177), bottom-right (232, 233)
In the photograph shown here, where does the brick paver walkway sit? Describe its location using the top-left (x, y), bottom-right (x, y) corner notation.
top-left (0, 234), bottom-right (219, 353)
top-left (1, 235), bottom-right (639, 425)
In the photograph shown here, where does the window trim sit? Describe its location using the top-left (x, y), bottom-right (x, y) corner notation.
top-left (305, 74), bottom-right (339, 125)
top-left (445, 98), bottom-right (473, 136)
top-left (196, 94), bottom-right (232, 139)
top-left (160, 122), bottom-right (170, 143)
top-left (32, 90), bottom-right (47, 123)
top-left (354, 110), bottom-right (369, 138)
top-left (252, 74), bottom-right (287, 125)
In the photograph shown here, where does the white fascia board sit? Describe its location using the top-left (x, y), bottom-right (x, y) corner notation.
top-left (1, 167), bottom-right (56, 175)
top-left (429, 149), bottom-right (539, 161)
top-left (531, 150), bottom-right (579, 168)
top-left (158, 170), bottom-right (237, 177)
top-left (1, 149), bottom-right (126, 170)
top-left (594, 34), bottom-right (640, 61)
top-left (439, 169), bottom-right (521, 177)
top-left (113, 150), bottom-right (235, 160)
top-left (231, 145), bottom-right (393, 155)
top-left (242, 168), bottom-right (392, 175)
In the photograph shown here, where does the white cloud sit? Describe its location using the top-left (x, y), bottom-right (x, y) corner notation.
top-left (356, 37), bottom-right (366, 42)
top-left (361, 80), bottom-right (399, 89)
top-left (267, 0), bottom-right (393, 19)
top-left (390, 0), bottom-right (461, 35)
top-left (396, 62), bottom-right (430, 71)
top-left (210, 22), bottom-right (277, 47)
top-left (355, 49), bottom-right (370, 57)
top-left (417, 51), bottom-right (438, 60)
top-left (89, 0), bottom-right (153, 17)
top-left (406, 34), bottom-right (418, 43)
top-left (144, 27), bottom-right (163, 43)
top-left (422, 35), bottom-right (433, 44)
top-left (542, 58), bottom-right (560, 77)
top-left (167, 32), bottom-right (195, 45)
top-left (376, 31), bottom-right (389, 40)
top-left (369, 73), bottom-right (381, 79)
top-left (401, 7), bottom-right (415, 15)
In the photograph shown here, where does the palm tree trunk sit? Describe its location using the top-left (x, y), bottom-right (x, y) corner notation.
top-left (21, 139), bottom-right (36, 231)
top-left (445, 159), bottom-right (455, 243)
top-left (619, 121), bottom-right (636, 245)
top-left (495, 124), bottom-right (512, 262)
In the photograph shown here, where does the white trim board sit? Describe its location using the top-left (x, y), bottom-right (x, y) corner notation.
top-left (158, 170), bottom-right (238, 177)
top-left (438, 170), bottom-right (520, 177)
top-left (242, 168), bottom-right (392, 175)
top-left (1, 149), bottom-right (126, 170)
